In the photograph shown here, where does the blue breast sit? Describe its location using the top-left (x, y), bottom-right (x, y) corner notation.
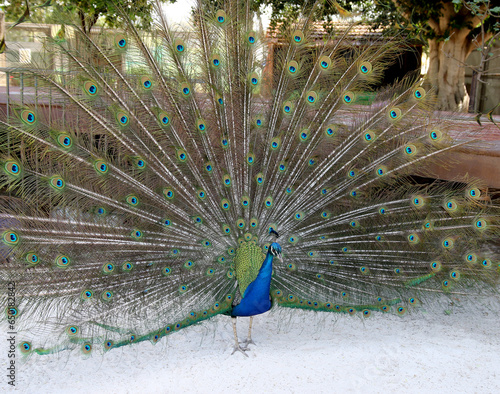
top-left (231, 248), bottom-right (275, 317)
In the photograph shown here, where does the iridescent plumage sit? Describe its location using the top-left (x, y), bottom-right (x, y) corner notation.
top-left (0, 0), bottom-right (499, 358)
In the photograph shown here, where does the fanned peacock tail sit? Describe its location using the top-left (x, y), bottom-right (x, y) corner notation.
top-left (1, 0), bottom-right (499, 357)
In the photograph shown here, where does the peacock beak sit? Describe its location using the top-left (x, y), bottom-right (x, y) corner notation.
top-left (277, 253), bottom-right (283, 263)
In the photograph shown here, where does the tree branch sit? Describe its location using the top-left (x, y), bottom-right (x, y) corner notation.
top-left (88, 12), bottom-right (99, 32)
top-left (78, 9), bottom-right (87, 35)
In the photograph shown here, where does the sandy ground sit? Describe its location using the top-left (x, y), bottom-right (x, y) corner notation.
top-left (2, 299), bottom-right (500, 394)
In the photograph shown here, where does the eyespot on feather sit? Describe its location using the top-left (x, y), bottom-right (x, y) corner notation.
top-left (271, 136), bottom-right (281, 150)
top-left (292, 30), bottom-right (304, 44)
top-left (141, 76), bottom-right (153, 90)
top-left (49, 176), bottom-right (65, 190)
top-left (56, 133), bottom-right (73, 148)
top-left (176, 149), bottom-right (187, 162)
top-left (318, 56), bottom-right (331, 70)
top-left (404, 144), bottom-right (417, 156)
top-left (389, 107), bottom-right (402, 120)
top-left (3, 231), bottom-right (19, 245)
top-left (101, 290), bottom-right (113, 301)
top-left (20, 342), bottom-right (32, 354)
top-left (163, 188), bottom-right (174, 200)
top-left (466, 187), bottom-right (481, 200)
top-left (429, 129), bottom-right (443, 142)
top-left (102, 263), bottom-right (115, 274)
top-left (84, 81), bottom-right (98, 96)
top-left (116, 111), bottom-right (129, 126)
top-left (249, 72), bottom-right (259, 86)
top-left (94, 160), bottom-right (108, 174)
top-left (197, 189), bottom-right (207, 200)
top-left (174, 38), bottom-right (186, 53)
top-left (306, 91), bottom-right (317, 105)
top-left (221, 198), bottom-right (230, 210)
top-left (114, 34), bottom-right (127, 49)
top-left (4, 160), bottom-right (21, 177)
top-left (247, 31), bottom-right (256, 44)
top-left (55, 255), bottom-right (70, 268)
top-left (197, 119), bottom-right (207, 133)
top-left (180, 82), bottom-right (191, 96)
top-left (25, 252), bottom-right (39, 265)
top-left (282, 101), bottom-right (294, 114)
top-left (264, 196), bottom-right (273, 208)
top-left (343, 91), bottom-right (355, 104)
top-left (412, 87), bottom-right (426, 100)
top-left (324, 124), bottom-right (337, 137)
top-left (211, 54), bottom-right (221, 68)
top-left (287, 60), bottom-right (299, 76)
top-left (126, 195), bottom-right (139, 206)
top-left (359, 61), bottom-right (372, 75)
top-left (21, 110), bottom-right (36, 124)
top-left (215, 10), bottom-right (226, 24)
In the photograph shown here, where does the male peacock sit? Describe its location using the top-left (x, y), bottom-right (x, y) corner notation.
top-left (1, 0), bottom-right (499, 359)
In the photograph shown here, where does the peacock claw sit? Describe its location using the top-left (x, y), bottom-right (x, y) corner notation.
top-left (242, 338), bottom-right (256, 348)
top-left (232, 345), bottom-right (249, 357)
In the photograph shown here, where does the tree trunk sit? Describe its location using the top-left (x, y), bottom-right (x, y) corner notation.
top-left (426, 31), bottom-right (474, 111)
top-left (415, 1), bottom-right (495, 112)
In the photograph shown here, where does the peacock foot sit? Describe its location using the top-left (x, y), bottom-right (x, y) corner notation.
top-left (231, 344), bottom-right (249, 357)
top-left (241, 338), bottom-right (256, 349)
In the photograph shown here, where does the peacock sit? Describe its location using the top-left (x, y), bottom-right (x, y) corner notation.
top-left (1, 0), bottom-right (499, 359)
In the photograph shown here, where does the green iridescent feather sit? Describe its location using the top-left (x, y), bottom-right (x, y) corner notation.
top-left (234, 239), bottom-right (266, 295)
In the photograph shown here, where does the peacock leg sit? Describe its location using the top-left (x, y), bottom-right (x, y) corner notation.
top-left (242, 316), bottom-right (256, 349)
top-left (231, 317), bottom-right (248, 357)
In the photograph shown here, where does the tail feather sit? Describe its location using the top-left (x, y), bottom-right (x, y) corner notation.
top-left (0, 0), bottom-right (499, 356)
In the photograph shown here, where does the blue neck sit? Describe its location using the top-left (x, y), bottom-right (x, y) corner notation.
top-left (230, 250), bottom-right (275, 317)
top-left (251, 251), bottom-right (274, 295)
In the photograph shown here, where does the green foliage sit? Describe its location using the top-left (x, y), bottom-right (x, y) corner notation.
top-left (390, 0), bottom-right (499, 41)
top-left (1, 0), bottom-right (175, 32)
top-left (254, 0), bottom-right (500, 42)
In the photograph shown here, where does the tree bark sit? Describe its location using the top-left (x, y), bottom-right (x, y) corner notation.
top-left (407, 1), bottom-right (493, 112)
top-left (426, 31), bottom-right (474, 111)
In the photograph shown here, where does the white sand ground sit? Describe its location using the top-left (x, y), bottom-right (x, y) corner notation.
top-left (2, 300), bottom-right (500, 394)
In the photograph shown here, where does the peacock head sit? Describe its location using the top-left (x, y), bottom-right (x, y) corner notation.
top-left (269, 242), bottom-right (283, 262)
top-left (268, 228), bottom-right (282, 261)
